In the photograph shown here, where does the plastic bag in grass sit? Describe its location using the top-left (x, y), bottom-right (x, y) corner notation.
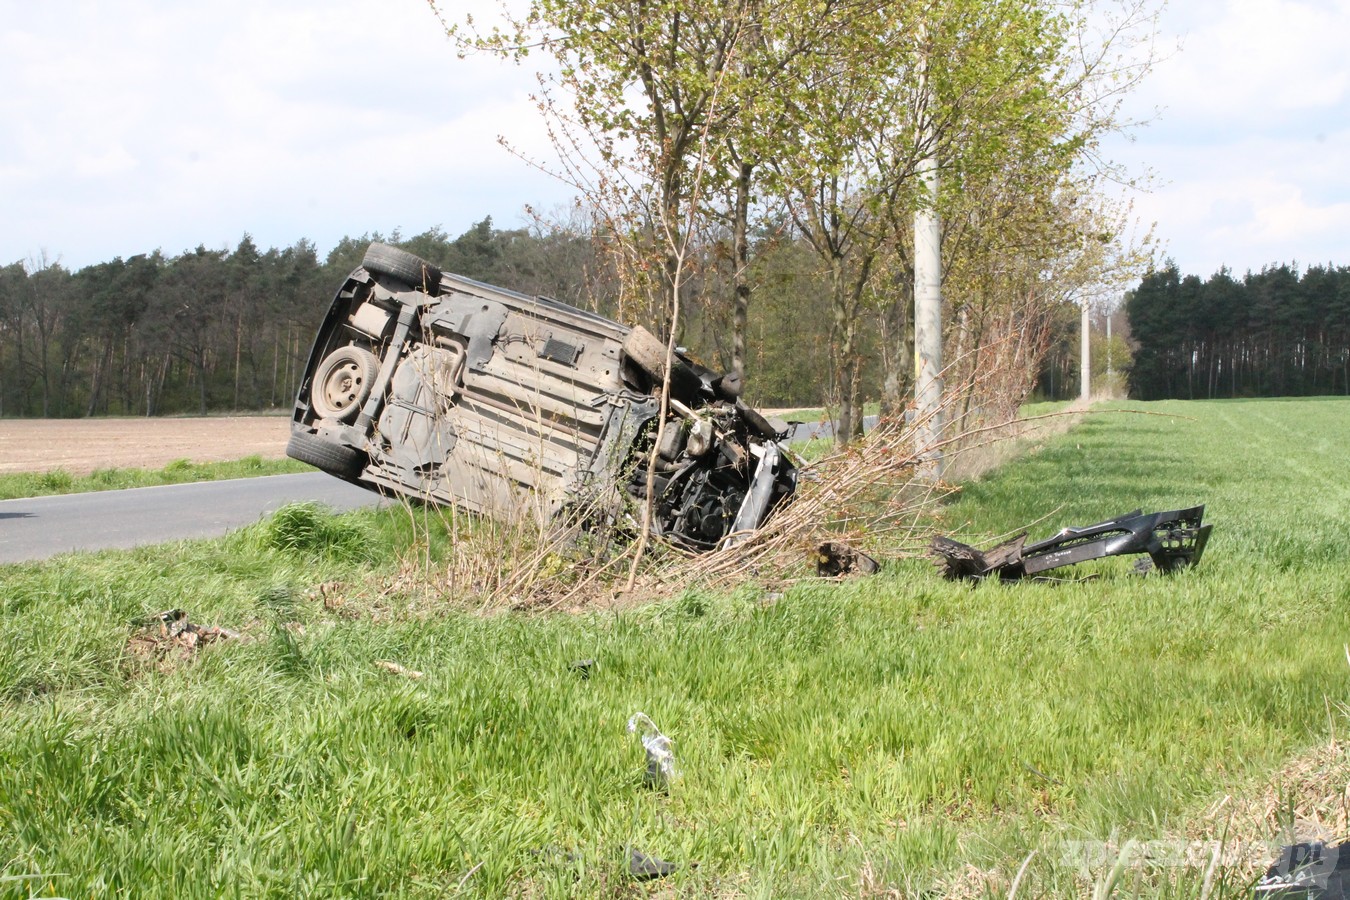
top-left (627, 712), bottom-right (676, 788)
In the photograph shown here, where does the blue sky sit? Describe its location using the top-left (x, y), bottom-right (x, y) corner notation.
top-left (2, 0), bottom-right (1346, 277)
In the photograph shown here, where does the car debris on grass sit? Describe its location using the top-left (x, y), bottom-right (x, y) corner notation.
top-left (1255, 840), bottom-right (1349, 898)
top-left (126, 608), bottom-right (240, 670)
top-left (627, 711), bottom-right (677, 791)
top-left (816, 540), bottom-right (881, 577)
top-left (931, 506), bottom-right (1213, 581)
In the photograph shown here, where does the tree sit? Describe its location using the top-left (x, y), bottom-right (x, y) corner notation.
top-left (145, 246), bottom-right (229, 416)
top-left (15, 254), bottom-right (79, 416)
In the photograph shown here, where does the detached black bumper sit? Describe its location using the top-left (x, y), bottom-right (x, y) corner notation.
top-left (932, 506), bottom-right (1213, 581)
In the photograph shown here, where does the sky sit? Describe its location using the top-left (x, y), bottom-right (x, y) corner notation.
top-left (1, 0), bottom-right (1347, 278)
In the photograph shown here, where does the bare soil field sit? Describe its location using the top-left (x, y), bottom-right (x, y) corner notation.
top-left (0, 416), bottom-right (291, 476)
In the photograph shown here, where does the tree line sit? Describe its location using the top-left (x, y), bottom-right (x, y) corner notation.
top-left (0, 221), bottom-right (604, 419)
top-left (1, 216), bottom-right (913, 418)
top-left (1126, 263), bottom-right (1350, 400)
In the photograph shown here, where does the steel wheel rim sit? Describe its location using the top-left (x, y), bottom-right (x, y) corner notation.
top-left (321, 361), bottom-right (363, 414)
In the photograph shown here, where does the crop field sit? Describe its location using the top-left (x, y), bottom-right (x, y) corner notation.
top-left (4, 398), bottom-right (1350, 897)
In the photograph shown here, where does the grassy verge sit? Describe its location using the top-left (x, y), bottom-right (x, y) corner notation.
top-left (4, 399), bottom-right (1350, 897)
top-left (0, 455), bottom-right (309, 501)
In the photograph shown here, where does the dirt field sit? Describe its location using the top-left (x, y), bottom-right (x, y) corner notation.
top-left (0, 416), bottom-right (291, 476)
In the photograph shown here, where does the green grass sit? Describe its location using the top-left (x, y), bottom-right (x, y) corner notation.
top-left (0, 455), bottom-right (309, 500)
top-left (4, 399), bottom-right (1350, 897)
top-left (1018, 398), bottom-right (1075, 418)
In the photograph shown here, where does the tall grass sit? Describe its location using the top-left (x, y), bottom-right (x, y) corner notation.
top-left (3, 398), bottom-right (1350, 896)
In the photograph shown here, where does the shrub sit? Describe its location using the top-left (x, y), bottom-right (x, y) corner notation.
top-left (258, 503), bottom-right (374, 562)
top-left (37, 469), bottom-right (73, 491)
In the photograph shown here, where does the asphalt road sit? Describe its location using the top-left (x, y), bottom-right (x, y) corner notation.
top-left (785, 414), bottom-right (879, 442)
top-left (0, 472), bottom-right (383, 564)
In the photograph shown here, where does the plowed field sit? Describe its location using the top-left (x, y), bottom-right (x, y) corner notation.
top-left (0, 416), bottom-right (290, 475)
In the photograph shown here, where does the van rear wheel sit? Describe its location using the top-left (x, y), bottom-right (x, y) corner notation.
top-left (622, 326), bottom-right (670, 380)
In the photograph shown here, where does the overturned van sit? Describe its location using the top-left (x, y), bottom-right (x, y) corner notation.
top-left (286, 242), bottom-right (796, 550)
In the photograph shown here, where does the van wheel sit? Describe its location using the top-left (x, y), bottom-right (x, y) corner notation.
top-left (286, 430), bottom-right (367, 481)
top-left (312, 345), bottom-right (380, 422)
top-left (622, 326), bottom-right (706, 400)
top-left (622, 326), bottom-right (671, 379)
top-left (363, 242), bottom-right (442, 296)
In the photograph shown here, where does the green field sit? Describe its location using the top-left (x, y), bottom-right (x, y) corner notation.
top-left (4, 398), bottom-right (1350, 897)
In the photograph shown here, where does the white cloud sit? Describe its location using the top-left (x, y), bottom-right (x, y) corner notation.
top-left (72, 146), bottom-right (140, 179)
top-left (1133, 0), bottom-right (1350, 127)
top-left (1126, 130), bottom-right (1350, 275)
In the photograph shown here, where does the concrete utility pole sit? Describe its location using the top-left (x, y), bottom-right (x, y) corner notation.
top-left (1080, 298), bottom-right (1091, 402)
top-left (914, 32), bottom-right (943, 477)
top-left (1106, 308), bottom-right (1113, 379)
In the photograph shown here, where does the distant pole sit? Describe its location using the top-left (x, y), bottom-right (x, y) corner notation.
top-left (1106, 310), bottom-right (1113, 379)
top-left (914, 27), bottom-right (943, 477)
top-left (1080, 299), bottom-right (1091, 402)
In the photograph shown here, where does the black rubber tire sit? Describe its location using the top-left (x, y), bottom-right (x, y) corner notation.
top-left (737, 400), bottom-right (781, 440)
top-left (286, 430), bottom-right (367, 481)
top-left (311, 345), bottom-right (380, 422)
top-left (714, 370), bottom-right (743, 399)
top-left (622, 326), bottom-right (671, 379)
top-left (622, 325), bottom-right (709, 402)
top-left (362, 242), bottom-right (442, 295)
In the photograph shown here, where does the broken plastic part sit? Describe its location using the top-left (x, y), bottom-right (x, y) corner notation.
top-left (627, 712), bottom-right (676, 788)
top-left (1255, 841), bottom-right (1346, 896)
top-left (932, 506), bottom-right (1213, 581)
top-left (686, 418), bottom-right (713, 457)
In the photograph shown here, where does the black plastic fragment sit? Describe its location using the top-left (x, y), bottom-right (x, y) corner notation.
top-left (627, 847), bottom-right (679, 880)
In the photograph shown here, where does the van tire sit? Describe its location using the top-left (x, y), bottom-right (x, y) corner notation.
top-left (362, 243), bottom-right (442, 295)
top-left (622, 326), bottom-right (671, 379)
top-left (286, 430), bottom-right (367, 481)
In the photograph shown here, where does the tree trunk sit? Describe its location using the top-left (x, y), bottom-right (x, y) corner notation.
top-left (731, 161), bottom-right (753, 384)
top-left (829, 255), bottom-right (864, 445)
top-left (271, 330), bottom-right (279, 407)
top-left (197, 347), bottom-right (208, 416)
top-left (86, 340), bottom-right (111, 417)
top-left (234, 311), bottom-right (243, 410)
